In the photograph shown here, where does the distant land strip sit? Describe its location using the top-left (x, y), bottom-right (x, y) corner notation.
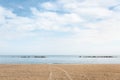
top-left (79, 56), bottom-right (118, 58)
top-left (0, 55), bottom-right (119, 58)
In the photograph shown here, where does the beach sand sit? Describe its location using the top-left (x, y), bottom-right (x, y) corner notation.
top-left (0, 64), bottom-right (120, 80)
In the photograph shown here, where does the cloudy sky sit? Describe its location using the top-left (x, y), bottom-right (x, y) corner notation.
top-left (0, 0), bottom-right (120, 55)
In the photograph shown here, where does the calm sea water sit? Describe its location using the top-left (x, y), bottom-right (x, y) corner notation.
top-left (0, 55), bottom-right (120, 64)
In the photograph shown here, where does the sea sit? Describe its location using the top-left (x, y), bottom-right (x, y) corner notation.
top-left (0, 55), bottom-right (120, 64)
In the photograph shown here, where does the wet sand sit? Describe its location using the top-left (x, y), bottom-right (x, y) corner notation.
top-left (0, 64), bottom-right (120, 80)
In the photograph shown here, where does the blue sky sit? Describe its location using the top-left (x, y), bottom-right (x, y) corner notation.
top-left (0, 0), bottom-right (120, 55)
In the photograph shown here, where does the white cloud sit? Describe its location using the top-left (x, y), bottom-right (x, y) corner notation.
top-left (0, 0), bottom-right (120, 55)
top-left (75, 7), bottom-right (113, 18)
top-left (41, 2), bottom-right (57, 10)
top-left (31, 7), bottom-right (84, 32)
top-left (59, 0), bottom-right (114, 19)
top-left (17, 5), bottom-right (24, 9)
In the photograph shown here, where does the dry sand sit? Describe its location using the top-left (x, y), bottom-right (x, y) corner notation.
top-left (0, 64), bottom-right (120, 80)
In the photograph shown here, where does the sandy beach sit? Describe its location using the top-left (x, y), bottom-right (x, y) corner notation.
top-left (0, 64), bottom-right (120, 80)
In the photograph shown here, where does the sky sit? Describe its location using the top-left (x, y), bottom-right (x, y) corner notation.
top-left (0, 0), bottom-right (120, 55)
